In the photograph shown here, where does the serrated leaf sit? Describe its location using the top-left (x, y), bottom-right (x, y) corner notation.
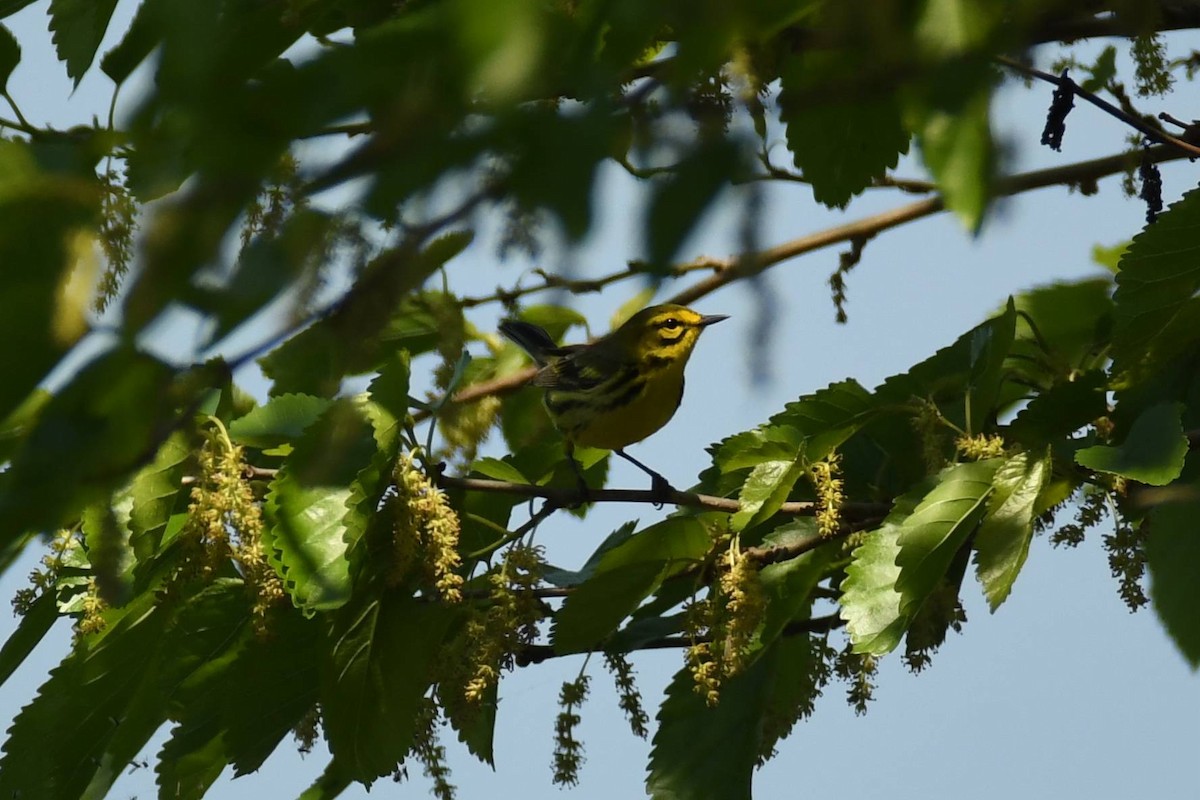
top-left (876, 301), bottom-right (1016, 433)
top-left (840, 478), bottom-right (931, 654)
top-left (732, 454), bottom-right (805, 531)
top-left (1075, 402), bottom-right (1187, 486)
top-left (646, 652), bottom-right (776, 800)
top-left (322, 593), bottom-right (456, 781)
top-left (48, 0), bottom-right (120, 85)
top-left (228, 393), bottom-right (332, 448)
top-left (779, 53), bottom-right (909, 208)
top-left (841, 461), bottom-right (996, 655)
top-left (593, 517), bottom-right (710, 574)
top-left (0, 23), bottom-right (17, 93)
top-left (264, 400), bottom-right (377, 613)
top-left (1008, 370), bottom-right (1107, 448)
top-left (128, 431), bottom-right (190, 563)
top-left (1147, 499), bottom-right (1200, 669)
top-left (913, 80), bottom-right (994, 231)
top-left (973, 450), bottom-right (1050, 611)
top-left (0, 591), bottom-right (57, 689)
top-left (894, 460), bottom-right (997, 610)
top-left (758, 519), bottom-right (833, 644)
top-left (551, 560), bottom-right (667, 654)
top-left (362, 351), bottom-right (411, 451)
top-left (0, 593), bottom-right (168, 800)
top-left (156, 583), bottom-right (321, 797)
top-left (100, 0), bottom-right (165, 83)
top-left (1112, 187), bottom-right (1200, 377)
top-left (542, 521), bottom-right (639, 587)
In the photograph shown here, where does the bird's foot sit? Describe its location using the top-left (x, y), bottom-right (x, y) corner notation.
top-left (648, 473), bottom-right (675, 507)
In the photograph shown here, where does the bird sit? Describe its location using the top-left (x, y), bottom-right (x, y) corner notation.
top-left (499, 303), bottom-right (728, 497)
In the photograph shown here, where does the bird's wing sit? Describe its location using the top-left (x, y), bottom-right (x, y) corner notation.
top-left (531, 345), bottom-right (622, 391)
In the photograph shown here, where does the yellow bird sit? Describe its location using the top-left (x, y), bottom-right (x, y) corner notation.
top-left (500, 303), bottom-right (728, 494)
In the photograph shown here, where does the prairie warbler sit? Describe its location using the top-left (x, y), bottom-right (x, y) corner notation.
top-left (500, 304), bottom-right (727, 495)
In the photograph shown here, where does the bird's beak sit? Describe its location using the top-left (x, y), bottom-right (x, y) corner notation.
top-left (698, 314), bottom-right (729, 327)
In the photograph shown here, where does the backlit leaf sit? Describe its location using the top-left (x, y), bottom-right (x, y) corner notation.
top-left (1112, 186), bottom-right (1200, 377)
top-left (1147, 498), bottom-right (1200, 669)
top-left (264, 400), bottom-right (377, 613)
top-left (1075, 402), bottom-right (1187, 486)
top-left (974, 450), bottom-right (1051, 611)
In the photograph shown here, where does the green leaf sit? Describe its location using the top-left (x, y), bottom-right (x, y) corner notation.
top-left (756, 634), bottom-right (829, 761)
top-left (840, 479), bottom-right (931, 655)
top-left (645, 138), bottom-right (738, 270)
top-left (973, 450), bottom-right (1051, 611)
top-left (551, 560), bottom-right (667, 653)
top-left (0, 23), bottom-right (17, 93)
top-left (0, 0), bottom-right (38, 20)
top-left (81, 499), bottom-right (136, 607)
top-left (542, 521), bottom-right (639, 587)
top-left (912, 77), bottom-right (994, 231)
top-left (0, 591), bottom-right (57, 689)
top-left (779, 52), bottom-right (910, 208)
top-left (875, 300), bottom-right (1016, 434)
top-left (593, 517), bottom-right (711, 574)
top-left (841, 461), bottom-right (996, 655)
top-left (1112, 186), bottom-right (1200, 377)
top-left (1009, 279), bottom-right (1114, 382)
top-left (757, 519), bottom-right (833, 644)
top-left (362, 351), bottom-right (411, 452)
top-left (322, 593), bottom-right (456, 782)
top-left (261, 289), bottom-right (460, 397)
top-left (646, 652), bottom-right (776, 800)
top-left (0, 593), bottom-right (169, 800)
top-left (1147, 499), bottom-right (1200, 669)
top-left (732, 453), bottom-right (805, 532)
top-left (296, 761), bottom-right (352, 800)
top-left (1080, 45), bottom-right (1117, 93)
top-left (228, 393), bottom-right (333, 448)
top-left (1075, 402), bottom-right (1187, 486)
top-left (128, 431), bottom-right (190, 563)
top-left (0, 347), bottom-right (177, 550)
top-left (264, 399), bottom-right (378, 613)
top-left (0, 388), bottom-right (49, 465)
top-left (100, 0), bottom-right (165, 83)
top-left (894, 459), bottom-right (997, 609)
top-left (0, 139), bottom-right (100, 423)
top-left (48, 0), bottom-right (120, 85)
top-left (156, 584), bottom-right (321, 797)
top-left (1007, 370), bottom-right (1107, 448)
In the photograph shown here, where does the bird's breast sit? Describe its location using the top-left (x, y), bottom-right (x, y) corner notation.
top-left (559, 363), bottom-right (686, 450)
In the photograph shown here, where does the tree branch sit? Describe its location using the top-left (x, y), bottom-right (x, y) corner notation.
top-left (437, 474), bottom-right (891, 521)
top-left (514, 613), bottom-right (845, 666)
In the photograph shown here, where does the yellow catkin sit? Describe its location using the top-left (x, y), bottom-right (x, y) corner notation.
top-left (685, 538), bottom-right (767, 706)
top-left (955, 433), bottom-right (1006, 461)
top-left (391, 452), bottom-right (464, 603)
top-left (185, 426), bottom-right (286, 633)
top-left (810, 454), bottom-right (845, 538)
top-left (459, 544), bottom-right (545, 705)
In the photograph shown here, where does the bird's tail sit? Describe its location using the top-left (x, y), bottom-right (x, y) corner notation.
top-left (499, 320), bottom-right (559, 365)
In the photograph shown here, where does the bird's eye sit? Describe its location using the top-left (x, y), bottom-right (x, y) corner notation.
top-left (661, 318), bottom-right (681, 330)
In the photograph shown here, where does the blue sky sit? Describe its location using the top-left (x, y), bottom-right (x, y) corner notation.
top-left (1, 3), bottom-right (1197, 798)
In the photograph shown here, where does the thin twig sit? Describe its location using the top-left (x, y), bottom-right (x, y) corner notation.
top-left (437, 474), bottom-right (891, 520)
top-left (996, 56), bottom-right (1200, 157)
top-left (515, 613), bottom-right (844, 666)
